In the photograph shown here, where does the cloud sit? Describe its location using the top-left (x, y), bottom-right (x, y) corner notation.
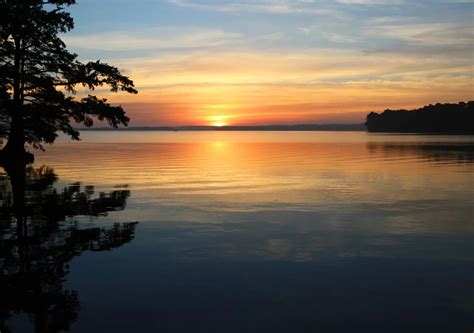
top-left (63, 27), bottom-right (242, 51)
top-left (367, 23), bottom-right (474, 46)
top-left (167, 0), bottom-right (336, 15)
top-left (337, 0), bottom-right (470, 4)
top-left (299, 25), bottom-right (358, 43)
top-left (90, 48), bottom-right (473, 125)
top-left (336, 0), bottom-right (404, 4)
top-left (112, 48), bottom-right (473, 88)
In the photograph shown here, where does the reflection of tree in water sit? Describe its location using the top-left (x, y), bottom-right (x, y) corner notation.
top-left (0, 165), bottom-right (137, 333)
top-left (367, 143), bottom-right (474, 164)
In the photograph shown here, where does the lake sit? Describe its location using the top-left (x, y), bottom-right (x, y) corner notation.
top-left (1, 131), bottom-right (473, 333)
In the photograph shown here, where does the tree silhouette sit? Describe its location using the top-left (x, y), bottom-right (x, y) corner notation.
top-left (0, 0), bottom-right (137, 163)
top-left (365, 101), bottom-right (474, 133)
top-left (0, 165), bottom-right (138, 333)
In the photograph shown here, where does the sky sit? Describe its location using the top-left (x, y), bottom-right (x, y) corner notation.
top-left (65, 0), bottom-right (473, 126)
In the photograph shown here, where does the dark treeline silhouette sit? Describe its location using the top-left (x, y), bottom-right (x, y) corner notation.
top-left (365, 101), bottom-right (474, 133)
top-left (80, 124), bottom-right (366, 132)
top-left (0, 165), bottom-right (137, 333)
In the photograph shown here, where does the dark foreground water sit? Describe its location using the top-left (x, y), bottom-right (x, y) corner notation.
top-left (1, 132), bottom-right (473, 333)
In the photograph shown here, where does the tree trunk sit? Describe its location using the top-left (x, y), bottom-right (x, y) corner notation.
top-left (0, 112), bottom-right (32, 165)
top-left (0, 36), bottom-right (33, 165)
top-left (3, 112), bottom-right (25, 152)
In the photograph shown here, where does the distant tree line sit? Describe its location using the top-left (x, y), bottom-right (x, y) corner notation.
top-left (365, 101), bottom-right (474, 133)
top-left (79, 124), bottom-right (366, 131)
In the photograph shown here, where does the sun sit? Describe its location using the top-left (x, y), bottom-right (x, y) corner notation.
top-left (210, 115), bottom-right (229, 127)
top-left (212, 121), bottom-right (227, 127)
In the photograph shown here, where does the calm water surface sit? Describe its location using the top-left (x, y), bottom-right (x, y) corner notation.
top-left (1, 132), bottom-right (473, 332)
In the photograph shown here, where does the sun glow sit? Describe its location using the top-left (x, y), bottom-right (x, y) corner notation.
top-left (210, 115), bottom-right (229, 127)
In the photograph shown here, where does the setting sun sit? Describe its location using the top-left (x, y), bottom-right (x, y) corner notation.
top-left (210, 115), bottom-right (229, 127)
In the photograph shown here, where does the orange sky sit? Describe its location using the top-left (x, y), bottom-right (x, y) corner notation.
top-left (67, 1), bottom-right (474, 126)
top-left (89, 49), bottom-right (472, 126)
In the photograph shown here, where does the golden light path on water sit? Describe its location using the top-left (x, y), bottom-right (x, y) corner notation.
top-left (30, 131), bottom-right (474, 261)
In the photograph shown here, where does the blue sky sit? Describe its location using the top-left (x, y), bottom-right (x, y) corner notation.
top-left (63, 0), bottom-right (473, 125)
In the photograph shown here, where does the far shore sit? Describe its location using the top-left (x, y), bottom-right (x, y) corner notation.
top-left (78, 124), bottom-right (366, 132)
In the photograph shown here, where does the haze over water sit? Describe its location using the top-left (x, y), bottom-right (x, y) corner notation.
top-left (2, 131), bottom-right (474, 332)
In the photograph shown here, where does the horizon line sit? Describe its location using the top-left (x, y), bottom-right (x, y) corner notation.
top-left (78, 123), bottom-right (366, 131)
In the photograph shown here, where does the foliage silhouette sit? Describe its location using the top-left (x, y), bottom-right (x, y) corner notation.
top-left (0, 165), bottom-right (138, 333)
top-left (0, 0), bottom-right (137, 163)
top-left (365, 101), bottom-right (474, 133)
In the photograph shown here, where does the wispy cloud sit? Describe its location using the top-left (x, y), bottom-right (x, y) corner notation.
top-left (113, 49), bottom-right (473, 88)
top-left (366, 23), bottom-right (474, 46)
top-left (335, 0), bottom-right (405, 4)
top-left (167, 0), bottom-right (337, 15)
top-left (64, 27), bottom-right (242, 51)
top-left (299, 25), bottom-right (358, 43)
top-left (93, 48), bottom-right (473, 126)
